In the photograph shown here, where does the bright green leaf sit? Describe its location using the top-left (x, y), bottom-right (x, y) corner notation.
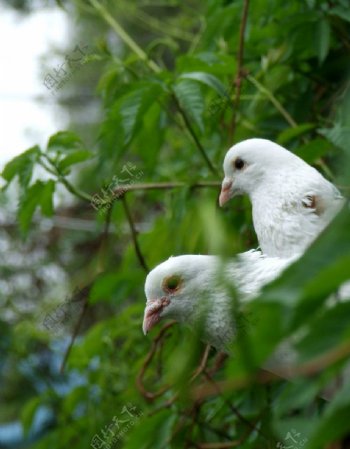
top-left (47, 131), bottom-right (83, 152)
top-left (277, 123), bottom-right (315, 145)
top-left (58, 150), bottom-right (93, 172)
top-left (18, 180), bottom-right (55, 235)
top-left (179, 72), bottom-right (229, 98)
top-left (1, 146), bottom-right (40, 189)
top-left (21, 396), bottom-right (42, 435)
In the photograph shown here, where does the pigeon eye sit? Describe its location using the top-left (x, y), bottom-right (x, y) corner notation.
top-left (234, 157), bottom-right (245, 170)
top-left (163, 275), bottom-right (182, 293)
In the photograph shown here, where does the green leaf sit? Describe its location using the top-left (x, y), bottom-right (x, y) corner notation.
top-left (330, 7), bottom-right (350, 23)
top-left (315, 19), bottom-right (330, 63)
top-left (293, 138), bottom-right (330, 163)
top-left (173, 79), bottom-right (205, 132)
top-left (306, 380), bottom-right (350, 449)
top-left (179, 72), bottom-right (228, 98)
top-left (247, 207), bottom-right (350, 366)
top-left (58, 150), bottom-right (93, 172)
top-left (21, 396), bottom-right (42, 435)
top-left (120, 82), bottom-right (163, 145)
top-left (319, 124), bottom-right (350, 152)
top-left (1, 146), bottom-right (40, 189)
top-left (102, 81), bottom-right (164, 152)
top-left (47, 131), bottom-right (83, 152)
top-left (276, 123), bottom-right (315, 145)
top-left (124, 410), bottom-right (176, 449)
top-left (89, 273), bottom-right (121, 304)
top-left (18, 180), bottom-right (56, 235)
top-left (40, 180), bottom-right (55, 216)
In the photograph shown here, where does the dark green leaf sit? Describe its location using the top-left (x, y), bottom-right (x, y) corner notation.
top-left (179, 72), bottom-right (228, 98)
top-left (315, 19), bottom-right (330, 63)
top-left (173, 79), bottom-right (205, 132)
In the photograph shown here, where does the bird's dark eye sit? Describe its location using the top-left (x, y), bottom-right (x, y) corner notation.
top-left (234, 157), bottom-right (245, 170)
top-left (163, 275), bottom-right (182, 293)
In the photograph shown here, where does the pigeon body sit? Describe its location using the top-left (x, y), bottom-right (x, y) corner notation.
top-left (143, 252), bottom-right (295, 349)
top-left (219, 138), bottom-right (344, 257)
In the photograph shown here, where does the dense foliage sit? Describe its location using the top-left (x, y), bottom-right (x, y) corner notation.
top-left (1, 0), bottom-right (350, 448)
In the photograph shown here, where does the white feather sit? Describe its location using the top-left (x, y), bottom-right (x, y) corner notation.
top-left (221, 138), bottom-right (344, 257)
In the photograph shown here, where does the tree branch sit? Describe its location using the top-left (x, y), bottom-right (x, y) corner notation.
top-left (121, 195), bottom-right (149, 273)
top-left (136, 321), bottom-right (176, 400)
top-left (112, 181), bottom-right (221, 196)
top-left (60, 291), bottom-right (89, 374)
top-left (172, 95), bottom-right (219, 177)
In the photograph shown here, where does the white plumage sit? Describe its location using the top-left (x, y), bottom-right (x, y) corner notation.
top-left (143, 251), bottom-right (295, 350)
top-left (219, 138), bottom-right (344, 257)
top-left (142, 137), bottom-right (349, 390)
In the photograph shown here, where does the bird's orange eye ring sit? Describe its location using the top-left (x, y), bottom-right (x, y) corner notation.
top-left (163, 275), bottom-right (182, 293)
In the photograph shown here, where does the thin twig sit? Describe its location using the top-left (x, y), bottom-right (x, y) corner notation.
top-left (121, 195), bottom-right (149, 272)
top-left (246, 74), bottom-right (297, 128)
top-left (41, 153), bottom-right (91, 202)
top-left (193, 340), bottom-right (350, 401)
top-left (60, 296), bottom-right (89, 373)
top-left (172, 95), bottom-right (219, 176)
top-left (229, 0), bottom-right (250, 140)
top-left (202, 371), bottom-right (268, 441)
top-left (190, 344), bottom-right (211, 381)
top-left (89, 0), bottom-right (161, 73)
top-left (148, 344), bottom-right (212, 416)
top-left (136, 321), bottom-right (176, 400)
top-left (112, 181), bottom-right (221, 196)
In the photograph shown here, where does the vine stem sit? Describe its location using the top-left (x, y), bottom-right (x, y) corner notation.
top-left (41, 153), bottom-right (92, 202)
top-left (247, 74), bottom-right (297, 128)
top-left (89, 0), bottom-right (161, 73)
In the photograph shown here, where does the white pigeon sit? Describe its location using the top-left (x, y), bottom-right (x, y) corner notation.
top-left (143, 252), bottom-right (295, 350)
top-left (219, 138), bottom-right (344, 258)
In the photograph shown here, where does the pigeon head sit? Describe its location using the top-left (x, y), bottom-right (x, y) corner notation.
top-left (143, 255), bottom-right (217, 335)
top-left (219, 138), bottom-right (301, 206)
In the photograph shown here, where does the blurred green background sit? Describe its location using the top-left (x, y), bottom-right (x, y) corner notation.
top-left (1, 0), bottom-right (350, 448)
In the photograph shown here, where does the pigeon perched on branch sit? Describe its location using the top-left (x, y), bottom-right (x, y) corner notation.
top-left (143, 252), bottom-right (295, 349)
top-left (219, 138), bottom-right (344, 258)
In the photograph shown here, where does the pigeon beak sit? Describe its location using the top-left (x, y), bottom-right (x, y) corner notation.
top-left (219, 179), bottom-right (233, 206)
top-left (142, 297), bottom-right (170, 335)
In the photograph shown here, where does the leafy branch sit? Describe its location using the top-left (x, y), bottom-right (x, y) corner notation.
top-left (88, 0), bottom-right (218, 176)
